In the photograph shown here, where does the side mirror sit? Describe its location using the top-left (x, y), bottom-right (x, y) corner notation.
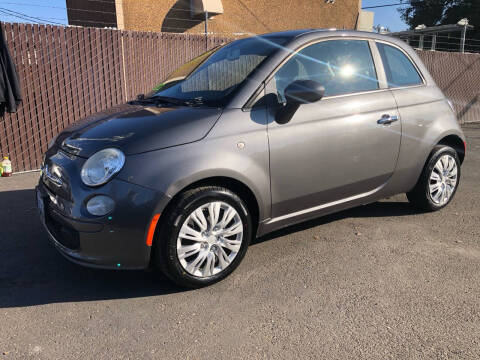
top-left (276, 80), bottom-right (325, 124)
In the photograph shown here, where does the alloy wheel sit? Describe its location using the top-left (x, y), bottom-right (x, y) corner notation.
top-left (176, 201), bottom-right (244, 277)
top-left (429, 154), bottom-right (458, 205)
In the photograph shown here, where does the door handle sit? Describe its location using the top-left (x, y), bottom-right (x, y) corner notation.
top-left (377, 114), bottom-right (398, 125)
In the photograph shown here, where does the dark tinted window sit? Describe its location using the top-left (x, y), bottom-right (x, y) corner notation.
top-left (377, 43), bottom-right (423, 87)
top-left (273, 40), bottom-right (378, 101)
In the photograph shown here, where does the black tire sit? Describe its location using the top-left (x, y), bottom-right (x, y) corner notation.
top-left (154, 186), bottom-right (252, 288)
top-left (407, 145), bottom-right (461, 211)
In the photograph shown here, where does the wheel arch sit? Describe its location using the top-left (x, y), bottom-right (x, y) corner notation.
top-left (437, 134), bottom-right (465, 164)
top-left (160, 176), bottom-right (262, 238)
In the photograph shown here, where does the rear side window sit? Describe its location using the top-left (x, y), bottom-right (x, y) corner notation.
top-left (377, 43), bottom-right (423, 87)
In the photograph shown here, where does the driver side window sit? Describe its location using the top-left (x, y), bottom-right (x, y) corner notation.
top-left (272, 40), bottom-right (379, 103)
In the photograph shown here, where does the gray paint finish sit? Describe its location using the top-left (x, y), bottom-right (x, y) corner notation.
top-left (59, 104), bottom-right (222, 157)
top-left (118, 106), bottom-right (272, 223)
top-left (266, 89), bottom-right (401, 219)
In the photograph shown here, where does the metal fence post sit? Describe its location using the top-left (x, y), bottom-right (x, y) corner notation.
top-left (205, 11), bottom-right (208, 51)
top-left (120, 31), bottom-right (128, 101)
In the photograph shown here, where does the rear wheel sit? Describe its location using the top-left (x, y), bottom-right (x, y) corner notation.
top-left (154, 186), bottom-right (252, 288)
top-left (407, 145), bottom-right (460, 211)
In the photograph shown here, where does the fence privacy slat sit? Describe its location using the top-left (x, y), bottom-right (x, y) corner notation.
top-left (65, 28), bottom-right (77, 126)
top-left (105, 29), bottom-right (116, 108)
top-left (53, 26), bottom-right (66, 138)
top-left (22, 24), bottom-right (39, 168)
top-left (24, 24), bottom-right (39, 169)
top-left (77, 28), bottom-right (87, 117)
top-left (1, 22), bottom-right (478, 172)
top-left (25, 24), bottom-right (41, 169)
top-left (112, 31), bottom-right (123, 105)
top-left (47, 26), bottom-right (59, 149)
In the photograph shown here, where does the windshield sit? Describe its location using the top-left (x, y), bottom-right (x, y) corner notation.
top-left (147, 36), bottom-right (290, 106)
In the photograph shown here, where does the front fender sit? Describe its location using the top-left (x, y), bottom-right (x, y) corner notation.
top-left (117, 109), bottom-right (271, 222)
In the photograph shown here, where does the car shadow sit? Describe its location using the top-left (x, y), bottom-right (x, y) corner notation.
top-left (0, 189), bottom-right (422, 308)
top-left (0, 189), bottom-right (187, 308)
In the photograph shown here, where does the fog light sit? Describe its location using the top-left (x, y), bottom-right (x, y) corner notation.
top-left (86, 195), bottom-right (115, 216)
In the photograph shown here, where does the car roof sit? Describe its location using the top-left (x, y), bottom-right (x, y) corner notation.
top-left (258, 29), bottom-right (319, 39)
top-left (257, 28), bottom-right (398, 41)
top-left (254, 29), bottom-right (415, 56)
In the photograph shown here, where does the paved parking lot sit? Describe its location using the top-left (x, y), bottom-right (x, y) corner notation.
top-left (1, 125), bottom-right (480, 359)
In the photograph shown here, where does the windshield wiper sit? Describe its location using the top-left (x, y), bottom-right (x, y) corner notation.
top-left (128, 94), bottom-right (186, 106)
top-left (182, 97), bottom-right (206, 107)
top-left (129, 94), bottom-right (211, 107)
top-left (151, 96), bottom-right (209, 107)
top-left (150, 96), bottom-right (188, 106)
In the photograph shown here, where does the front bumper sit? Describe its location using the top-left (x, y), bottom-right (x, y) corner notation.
top-left (36, 170), bottom-right (164, 270)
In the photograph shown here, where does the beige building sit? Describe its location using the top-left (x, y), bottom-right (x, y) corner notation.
top-left (67, 0), bottom-right (365, 35)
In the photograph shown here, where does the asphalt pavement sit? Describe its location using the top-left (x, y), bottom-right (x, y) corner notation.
top-left (1, 125), bottom-right (479, 359)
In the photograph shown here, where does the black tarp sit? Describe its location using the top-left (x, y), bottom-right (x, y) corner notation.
top-left (0, 22), bottom-right (22, 115)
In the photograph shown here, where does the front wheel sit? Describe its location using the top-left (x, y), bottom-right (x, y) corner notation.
top-left (407, 145), bottom-right (461, 211)
top-left (154, 186), bottom-right (252, 288)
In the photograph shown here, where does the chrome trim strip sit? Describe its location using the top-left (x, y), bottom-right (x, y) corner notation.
top-left (266, 185), bottom-right (384, 224)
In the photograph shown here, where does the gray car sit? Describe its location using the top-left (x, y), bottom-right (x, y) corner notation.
top-left (37, 29), bottom-right (465, 288)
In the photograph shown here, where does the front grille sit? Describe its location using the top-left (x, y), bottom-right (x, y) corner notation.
top-left (45, 204), bottom-right (80, 250)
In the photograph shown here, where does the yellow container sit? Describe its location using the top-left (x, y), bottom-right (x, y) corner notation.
top-left (1, 156), bottom-right (12, 177)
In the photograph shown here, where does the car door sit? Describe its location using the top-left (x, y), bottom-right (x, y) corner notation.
top-left (266, 38), bottom-right (401, 221)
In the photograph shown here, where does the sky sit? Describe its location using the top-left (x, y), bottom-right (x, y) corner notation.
top-left (362, 0), bottom-right (410, 32)
top-left (0, 0), bottom-right (409, 32)
top-left (0, 0), bottom-right (68, 25)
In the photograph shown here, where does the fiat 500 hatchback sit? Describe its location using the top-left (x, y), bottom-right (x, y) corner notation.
top-left (37, 29), bottom-right (465, 288)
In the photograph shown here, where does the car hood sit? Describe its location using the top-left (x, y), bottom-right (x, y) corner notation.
top-left (57, 103), bottom-right (222, 157)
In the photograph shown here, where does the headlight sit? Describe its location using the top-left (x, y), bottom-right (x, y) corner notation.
top-left (86, 195), bottom-right (115, 216)
top-left (81, 148), bottom-right (125, 186)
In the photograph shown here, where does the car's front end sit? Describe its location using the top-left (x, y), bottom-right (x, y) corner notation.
top-left (36, 142), bottom-right (163, 269)
top-left (36, 100), bottom-right (223, 269)
top-left (35, 32), bottom-right (291, 277)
